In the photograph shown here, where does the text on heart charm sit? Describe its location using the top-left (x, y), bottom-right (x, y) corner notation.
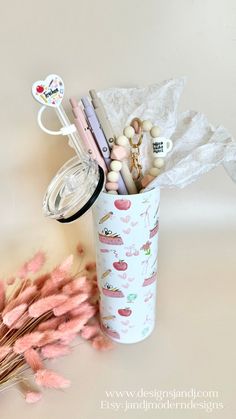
top-left (32, 74), bottom-right (64, 107)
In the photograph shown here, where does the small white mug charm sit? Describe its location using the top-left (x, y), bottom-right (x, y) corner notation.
top-left (140, 122), bottom-right (173, 189)
top-left (152, 136), bottom-right (173, 158)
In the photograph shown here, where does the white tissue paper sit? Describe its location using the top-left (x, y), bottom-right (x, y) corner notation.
top-left (99, 78), bottom-right (236, 189)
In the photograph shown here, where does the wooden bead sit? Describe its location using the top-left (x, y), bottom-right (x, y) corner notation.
top-left (150, 125), bottom-right (161, 138)
top-left (149, 167), bottom-right (161, 177)
top-left (131, 118), bottom-right (142, 134)
top-left (123, 126), bottom-right (135, 138)
top-left (107, 190), bottom-right (118, 195)
top-left (142, 120), bottom-right (153, 132)
top-left (153, 158), bottom-right (165, 169)
top-left (116, 135), bottom-right (129, 147)
top-left (107, 171), bottom-right (119, 182)
top-left (110, 160), bottom-right (122, 172)
top-left (111, 145), bottom-right (128, 161)
top-left (106, 182), bottom-right (119, 191)
top-left (140, 174), bottom-right (155, 188)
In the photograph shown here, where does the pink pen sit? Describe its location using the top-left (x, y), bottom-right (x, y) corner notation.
top-left (69, 98), bottom-right (107, 174)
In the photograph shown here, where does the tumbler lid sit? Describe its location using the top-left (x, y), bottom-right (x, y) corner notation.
top-left (43, 156), bottom-right (104, 223)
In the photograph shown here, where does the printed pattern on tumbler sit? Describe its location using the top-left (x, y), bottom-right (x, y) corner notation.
top-left (93, 188), bottom-right (160, 344)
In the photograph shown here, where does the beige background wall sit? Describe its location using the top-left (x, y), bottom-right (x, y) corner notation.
top-left (0, 1), bottom-right (235, 418)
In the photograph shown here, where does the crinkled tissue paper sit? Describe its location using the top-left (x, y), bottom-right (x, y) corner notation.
top-left (98, 78), bottom-right (236, 190)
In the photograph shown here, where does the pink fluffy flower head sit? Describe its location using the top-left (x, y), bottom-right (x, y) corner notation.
top-left (92, 335), bottom-right (114, 351)
top-left (3, 303), bottom-right (27, 327)
top-left (62, 276), bottom-right (87, 295)
top-left (17, 252), bottom-right (46, 279)
top-left (53, 293), bottom-right (89, 316)
top-left (41, 343), bottom-right (71, 359)
top-left (35, 369), bottom-right (70, 389)
top-left (24, 348), bottom-right (44, 372)
top-left (14, 332), bottom-right (44, 354)
top-left (28, 294), bottom-right (68, 317)
top-left (25, 391), bottom-right (42, 404)
top-left (58, 313), bottom-right (92, 335)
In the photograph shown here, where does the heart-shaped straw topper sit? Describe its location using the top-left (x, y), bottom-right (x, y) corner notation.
top-left (32, 74), bottom-right (64, 107)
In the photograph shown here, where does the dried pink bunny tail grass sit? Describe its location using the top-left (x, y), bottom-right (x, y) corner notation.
top-left (17, 252), bottom-right (46, 279)
top-left (34, 273), bottom-right (50, 289)
top-left (0, 345), bottom-right (12, 360)
top-left (80, 281), bottom-right (93, 294)
top-left (40, 256), bottom-right (74, 297)
top-left (53, 293), bottom-right (89, 316)
top-left (18, 380), bottom-right (42, 403)
top-left (76, 243), bottom-right (85, 256)
top-left (91, 335), bottom-right (113, 351)
top-left (80, 324), bottom-right (100, 340)
top-left (90, 285), bottom-right (99, 300)
top-left (62, 276), bottom-right (87, 295)
top-left (35, 369), bottom-right (70, 389)
top-left (40, 276), bottom-right (70, 297)
top-left (25, 391), bottom-right (42, 404)
top-left (28, 294), bottom-right (68, 317)
top-left (3, 285), bottom-right (38, 316)
top-left (37, 330), bottom-right (63, 347)
top-left (0, 323), bottom-right (7, 339)
top-left (3, 303), bottom-right (27, 327)
top-left (6, 277), bottom-right (16, 285)
top-left (89, 275), bottom-right (99, 296)
top-left (51, 255), bottom-right (74, 283)
top-left (66, 278), bottom-right (94, 296)
top-left (15, 285), bottom-right (38, 305)
top-left (24, 348), bottom-right (44, 372)
top-left (85, 262), bottom-right (96, 272)
top-left (91, 274), bottom-right (99, 291)
top-left (0, 280), bottom-right (5, 311)
top-left (0, 247), bottom-right (106, 400)
top-left (58, 313), bottom-right (93, 335)
top-left (68, 303), bottom-right (88, 318)
top-left (13, 312), bottom-right (30, 329)
top-left (11, 278), bottom-right (32, 300)
top-left (92, 274), bottom-right (98, 283)
top-left (14, 332), bottom-right (44, 354)
top-left (2, 301), bottom-right (18, 317)
top-left (69, 303), bottom-right (97, 319)
top-left (40, 275), bottom-right (74, 298)
top-left (58, 255), bottom-right (74, 272)
top-left (60, 333), bottom-right (77, 345)
top-left (41, 343), bottom-right (71, 359)
top-left (37, 316), bottom-right (66, 332)
top-left (40, 279), bottom-right (58, 297)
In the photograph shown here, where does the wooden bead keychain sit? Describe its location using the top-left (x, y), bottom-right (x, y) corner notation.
top-left (140, 120), bottom-right (173, 189)
top-left (123, 118), bottom-right (143, 181)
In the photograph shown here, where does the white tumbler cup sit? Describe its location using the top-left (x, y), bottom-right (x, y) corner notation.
top-left (92, 187), bottom-right (160, 344)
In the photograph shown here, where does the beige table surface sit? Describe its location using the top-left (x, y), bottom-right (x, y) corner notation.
top-left (0, 0), bottom-right (236, 417)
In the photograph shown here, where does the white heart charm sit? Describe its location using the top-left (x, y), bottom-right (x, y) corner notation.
top-left (32, 74), bottom-right (64, 107)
